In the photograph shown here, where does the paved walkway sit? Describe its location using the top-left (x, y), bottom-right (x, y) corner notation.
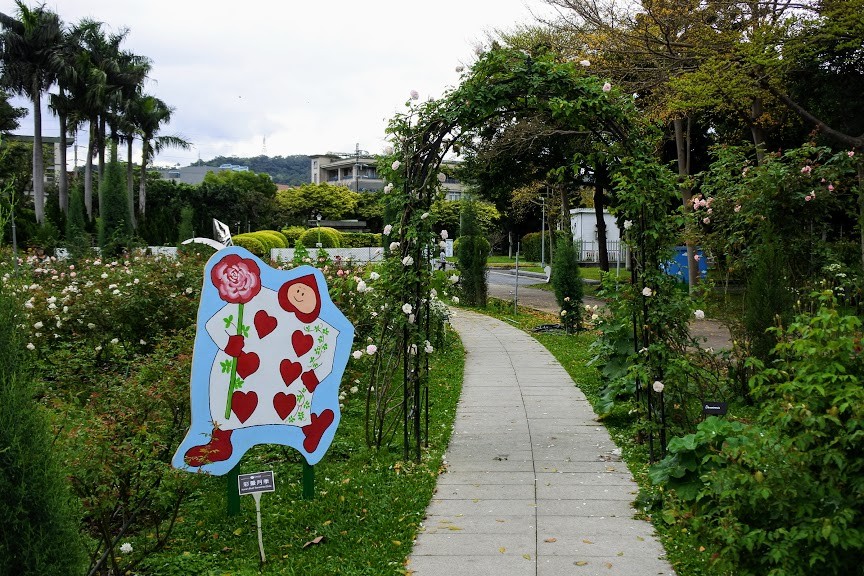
top-left (407, 310), bottom-right (676, 576)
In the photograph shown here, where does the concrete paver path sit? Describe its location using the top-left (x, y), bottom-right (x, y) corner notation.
top-left (408, 310), bottom-right (676, 576)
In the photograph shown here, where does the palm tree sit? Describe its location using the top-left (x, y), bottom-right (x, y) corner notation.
top-left (132, 94), bottom-right (190, 221)
top-left (0, 1), bottom-right (64, 224)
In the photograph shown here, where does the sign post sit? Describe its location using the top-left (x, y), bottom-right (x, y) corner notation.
top-left (238, 471), bottom-right (275, 564)
top-left (702, 401), bottom-right (728, 416)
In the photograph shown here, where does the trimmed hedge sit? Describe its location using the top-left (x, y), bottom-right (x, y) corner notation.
top-left (341, 232), bottom-right (382, 248)
top-left (521, 230), bottom-right (569, 262)
top-left (281, 226), bottom-right (306, 247)
top-left (256, 230), bottom-right (288, 249)
top-left (299, 226), bottom-right (342, 248)
top-left (232, 234), bottom-right (267, 256)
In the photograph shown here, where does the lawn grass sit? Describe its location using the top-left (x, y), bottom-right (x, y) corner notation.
top-left (138, 331), bottom-right (465, 576)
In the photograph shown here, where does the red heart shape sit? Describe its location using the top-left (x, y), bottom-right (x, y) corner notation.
top-left (301, 370), bottom-right (320, 393)
top-left (280, 359), bottom-right (302, 387)
top-left (224, 335), bottom-right (245, 358)
top-left (231, 391), bottom-right (258, 423)
top-left (236, 352), bottom-right (260, 380)
top-left (292, 330), bottom-right (314, 357)
top-left (273, 392), bottom-right (297, 420)
top-left (254, 310), bottom-right (278, 339)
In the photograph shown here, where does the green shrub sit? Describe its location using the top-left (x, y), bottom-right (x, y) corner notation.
top-left (255, 229), bottom-right (288, 248)
top-left (650, 295), bottom-right (864, 576)
top-left (456, 199), bottom-right (489, 307)
top-left (341, 232), bottom-right (381, 248)
top-left (300, 226), bottom-right (342, 248)
top-left (551, 238), bottom-right (583, 332)
top-left (281, 226), bottom-right (306, 246)
top-left (98, 147), bottom-right (132, 256)
top-left (0, 281), bottom-right (85, 576)
top-left (521, 230), bottom-right (568, 262)
top-left (744, 239), bottom-right (793, 361)
top-left (231, 233), bottom-right (267, 256)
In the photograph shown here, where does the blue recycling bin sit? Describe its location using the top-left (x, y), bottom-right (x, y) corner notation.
top-left (664, 246), bottom-right (707, 284)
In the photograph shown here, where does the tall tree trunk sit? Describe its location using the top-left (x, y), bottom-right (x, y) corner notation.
top-left (31, 88), bottom-right (45, 224)
top-left (84, 118), bottom-right (96, 220)
top-left (750, 98), bottom-right (767, 165)
top-left (138, 140), bottom-right (148, 221)
top-left (126, 138), bottom-right (136, 230)
top-left (594, 163), bottom-right (609, 272)
top-left (97, 115), bottom-right (106, 181)
top-left (675, 117), bottom-right (700, 290)
top-left (57, 109), bottom-right (68, 214)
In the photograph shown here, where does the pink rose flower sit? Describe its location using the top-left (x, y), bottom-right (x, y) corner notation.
top-left (211, 254), bottom-right (262, 304)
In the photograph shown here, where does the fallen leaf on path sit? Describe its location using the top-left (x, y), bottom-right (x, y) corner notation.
top-left (499, 547), bottom-right (506, 554)
top-left (604, 562), bottom-right (613, 568)
top-left (575, 560), bottom-right (589, 566)
top-left (582, 539), bottom-right (594, 544)
top-left (544, 537), bottom-right (557, 543)
top-left (523, 554), bottom-right (531, 560)
top-left (303, 536), bottom-right (325, 549)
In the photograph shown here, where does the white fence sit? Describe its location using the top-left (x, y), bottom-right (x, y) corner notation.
top-left (271, 247), bottom-right (385, 264)
top-left (578, 240), bottom-right (628, 264)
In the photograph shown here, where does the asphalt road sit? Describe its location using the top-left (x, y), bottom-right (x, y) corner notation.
top-left (484, 268), bottom-right (732, 351)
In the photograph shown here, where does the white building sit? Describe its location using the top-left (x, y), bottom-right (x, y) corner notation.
top-left (569, 208), bottom-right (626, 263)
top-left (310, 151), bottom-right (464, 199)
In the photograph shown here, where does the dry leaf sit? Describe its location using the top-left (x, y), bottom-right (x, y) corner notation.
top-left (392, 540), bottom-right (402, 546)
top-left (447, 526), bottom-right (463, 531)
top-left (604, 562), bottom-right (613, 569)
top-left (522, 554), bottom-right (531, 560)
top-left (302, 536), bottom-right (325, 549)
top-left (544, 537), bottom-right (557, 543)
top-left (232, 528), bottom-right (243, 536)
top-left (582, 539), bottom-right (594, 544)
top-left (499, 547), bottom-right (506, 554)
top-left (323, 520), bottom-right (332, 526)
top-left (636, 536), bottom-right (645, 541)
top-left (575, 560), bottom-right (589, 566)
top-left (699, 546), bottom-right (706, 552)
top-left (617, 551), bottom-right (624, 556)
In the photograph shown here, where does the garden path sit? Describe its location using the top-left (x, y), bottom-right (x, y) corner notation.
top-left (407, 310), bottom-right (676, 576)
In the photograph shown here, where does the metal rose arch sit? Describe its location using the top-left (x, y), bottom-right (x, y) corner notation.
top-left (373, 46), bottom-right (682, 462)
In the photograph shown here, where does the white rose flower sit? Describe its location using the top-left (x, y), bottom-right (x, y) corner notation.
top-left (452, 296), bottom-right (460, 304)
top-left (560, 310), bottom-right (567, 316)
top-left (402, 303), bottom-right (413, 315)
top-left (421, 212), bottom-right (429, 220)
top-left (440, 230), bottom-right (449, 240)
top-left (391, 160), bottom-right (401, 170)
top-left (408, 313), bottom-right (416, 324)
top-left (449, 274), bottom-right (460, 284)
top-left (642, 287), bottom-right (653, 297)
top-left (26, 342), bottom-right (35, 351)
top-left (350, 386), bottom-right (359, 394)
top-left (623, 220), bottom-right (633, 230)
top-left (120, 542), bottom-right (133, 554)
top-left (424, 341), bottom-right (434, 353)
top-left (652, 381), bottom-right (665, 393)
top-left (383, 224), bottom-right (393, 235)
top-left (357, 280), bottom-right (367, 293)
top-left (694, 309), bottom-right (705, 320)
top-left (352, 350), bottom-right (363, 360)
top-left (366, 344), bottom-right (377, 355)
top-left (579, 59), bottom-right (591, 66)
top-left (402, 255), bottom-right (414, 266)
top-left (437, 172), bottom-right (447, 183)
top-left (33, 321), bottom-right (43, 329)
top-left (389, 241), bottom-right (400, 251)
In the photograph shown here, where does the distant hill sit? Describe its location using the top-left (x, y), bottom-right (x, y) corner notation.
top-left (192, 155), bottom-right (310, 185)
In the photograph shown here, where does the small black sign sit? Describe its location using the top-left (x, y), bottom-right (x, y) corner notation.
top-left (702, 401), bottom-right (728, 416)
top-left (238, 471), bottom-right (275, 496)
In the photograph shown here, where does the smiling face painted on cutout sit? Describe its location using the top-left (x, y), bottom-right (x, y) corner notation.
top-left (287, 283), bottom-right (316, 315)
top-left (278, 275), bottom-right (322, 323)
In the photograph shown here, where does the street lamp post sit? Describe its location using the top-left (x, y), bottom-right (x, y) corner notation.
top-left (540, 194), bottom-right (546, 267)
top-left (316, 213), bottom-right (322, 247)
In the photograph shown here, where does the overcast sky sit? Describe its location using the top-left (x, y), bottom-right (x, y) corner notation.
top-left (3, 0), bottom-right (554, 167)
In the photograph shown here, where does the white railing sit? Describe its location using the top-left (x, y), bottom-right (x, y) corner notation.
top-left (577, 240), bottom-right (628, 264)
top-left (271, 247), bottom-right (385, 264)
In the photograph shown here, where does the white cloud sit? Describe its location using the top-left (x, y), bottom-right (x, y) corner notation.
top-left (7, 0), bottom-right (552, 167)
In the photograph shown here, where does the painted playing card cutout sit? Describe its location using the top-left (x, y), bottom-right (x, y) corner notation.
top-left (172, 247), bottom-right (354, 475)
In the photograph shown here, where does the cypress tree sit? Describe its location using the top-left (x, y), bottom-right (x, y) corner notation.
top-left (0, 282), bottom-right (85, 575)
top-left (98, 144), bottom-right (131, 255)
top-left (456, 197), bottom-right (489, 307)
top-left (551, 236), bottom-right (584, 333)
